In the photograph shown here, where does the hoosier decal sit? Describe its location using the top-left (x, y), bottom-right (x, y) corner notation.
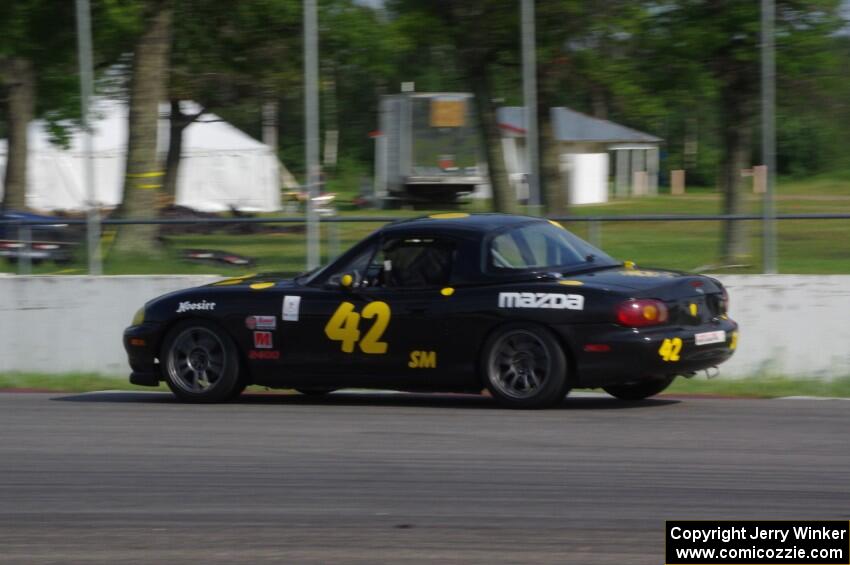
top-left (176, 300), bottom-right (215, 313)
top-left (498, 292), bottom-right (584, 311)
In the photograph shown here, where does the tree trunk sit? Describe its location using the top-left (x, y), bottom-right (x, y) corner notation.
top-left (718, 68), bottom-right (755, 264)
top-left (719, 119), bottom-right (752, 263)
top-left (113, 4), bottom-right (172, 256)
top-left (1, 57), bottom-right (36, 212)
top-left (466, 67), bottom-right (516, 214)
top-left (590, 85), bottom-right (608, 120)
top-left (163, 100), bottom-right (206, 205)
top-left (540, 116), bottom-right (568, 216)
top-left (163, 100), bottom-right (185, 203)
top-left (536, 59), bottom-right (567, 216)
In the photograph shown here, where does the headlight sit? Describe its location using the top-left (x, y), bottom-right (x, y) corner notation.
top-left (132, 307), bottom-right (145, 326)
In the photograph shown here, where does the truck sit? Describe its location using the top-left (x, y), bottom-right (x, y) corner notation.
top-left (375, 92), bottom-right (485, 204)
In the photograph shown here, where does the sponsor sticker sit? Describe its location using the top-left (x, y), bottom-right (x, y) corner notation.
top-left (498, 292), bottom-right (584, 311)
top-left (253, 331), bottom-right (273, 349)
top-left (245, 315), bottom-right (277, 330)
top-left (176, 300), bottom-right (215, 313)
top-left (694, 330), bottom-right (726, 346)
top-left (249, 350), bottom-right (280, 360)
top-left (282, 295), bottom-right (301, 321)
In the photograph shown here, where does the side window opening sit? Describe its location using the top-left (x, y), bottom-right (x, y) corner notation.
top-left (325, 243), bottom-right (377, 287)
top-left (371, 237), bottom-right (455, 289)
top-left (488, 222), bottom-right (615, 272)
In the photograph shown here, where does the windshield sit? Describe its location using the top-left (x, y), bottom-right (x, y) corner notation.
top-left (488, 221), bottom-right (618, 272)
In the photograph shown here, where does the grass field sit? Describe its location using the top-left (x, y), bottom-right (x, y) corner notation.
top-left (3, 175), bottom-right (849, 276)
top-left (2, 372), bottom-right (849, 398)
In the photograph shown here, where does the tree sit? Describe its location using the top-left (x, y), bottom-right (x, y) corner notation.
top-left (112, 2), bottom-right (172, 255)
top-left (160, 0), bottom-right (302, 202)
top-left (533, 1), bottom-right (660, 215)
top-left (0, 1), bottom-right (77, 212)
top-left (647, 0), bottom-right (843, 263)
top-left (0, 57), bottom-right (35, 212)
top-left (387, 0), bottom-right (519, 213)
top-left (162, 100), bottom-right (205, 201)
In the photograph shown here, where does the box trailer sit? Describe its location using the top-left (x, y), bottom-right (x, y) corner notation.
top-left (375, 93), bottom-right (485, 204)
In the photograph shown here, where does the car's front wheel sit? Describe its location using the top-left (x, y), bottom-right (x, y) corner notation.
top-left (482, 324), bottom-right (568, 409)
top-left (603, 376), bottom-right (675, 400)
top-left (161, 320), bottom-right (243, 403)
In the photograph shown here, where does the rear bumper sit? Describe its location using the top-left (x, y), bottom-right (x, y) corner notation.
top-left (569, 318), bottom-right (739, 387)
top-left (123, 323), bottom-right (165, 386)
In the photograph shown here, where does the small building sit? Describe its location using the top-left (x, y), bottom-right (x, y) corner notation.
top-left (498, 106), bottom-right (662, 205)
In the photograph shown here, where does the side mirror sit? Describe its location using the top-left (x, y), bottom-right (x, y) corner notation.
top-left (326, 271), bottom-right (360, 290)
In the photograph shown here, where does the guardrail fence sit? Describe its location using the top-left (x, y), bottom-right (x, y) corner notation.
top-left (1, 213), bottom-right (849, 275)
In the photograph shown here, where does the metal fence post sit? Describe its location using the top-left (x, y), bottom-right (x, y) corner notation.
top-left (20, 225), bottom-right (32, 275)
top-left (761, 0), bottom-right (778, 274)
top-left (304, 0), bottom-right (321, 270)
top-left (588, 219), bottom-right (602, 249)
top-left (331, 220), bottom-right (340, 262)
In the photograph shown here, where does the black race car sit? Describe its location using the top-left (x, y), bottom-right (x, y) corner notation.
top-left (124, 213), bottom-right (738, 408)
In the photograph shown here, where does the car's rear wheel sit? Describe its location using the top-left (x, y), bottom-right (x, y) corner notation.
top-left (603, 376), bottom-right (675, 400)
top-left (482, 324), bottom-right (568, 409)
top-left (161, 320), bottom-right (243, 403)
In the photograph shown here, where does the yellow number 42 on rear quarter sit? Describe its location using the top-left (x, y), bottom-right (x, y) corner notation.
top-left (658, 337), bottom-right (682, 362)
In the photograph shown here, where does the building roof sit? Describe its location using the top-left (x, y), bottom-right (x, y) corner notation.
top-left (497, 106), bottom-right (661, 145)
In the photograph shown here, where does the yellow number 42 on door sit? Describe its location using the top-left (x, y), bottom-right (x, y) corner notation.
top-left (324, 301), bottom-right (391, 354)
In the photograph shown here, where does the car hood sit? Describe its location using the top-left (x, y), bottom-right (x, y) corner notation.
top-left (202, 272), bottom-right (299, 289)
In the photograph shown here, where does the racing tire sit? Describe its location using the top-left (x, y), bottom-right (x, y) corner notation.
top-left (482, 323), bottom-right (569, 409)
top-left (603, 376), bottom-right (675, 400)
top-left (161, 319), bottom-right (243, 403)
top-left (295, 388), bottom-right (338, 396)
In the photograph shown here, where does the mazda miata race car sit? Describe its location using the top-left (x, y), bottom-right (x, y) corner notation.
top-left (124, 213), bottom-right (738, 408)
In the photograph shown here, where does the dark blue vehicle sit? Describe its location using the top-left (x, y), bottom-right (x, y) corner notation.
top-left (0, 211), bottom-right (75, 264)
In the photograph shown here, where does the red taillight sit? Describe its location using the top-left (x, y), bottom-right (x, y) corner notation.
top-left (616, 299), bottom-right (669, 327)
top-left (720, 287), bottom-right (729, 313)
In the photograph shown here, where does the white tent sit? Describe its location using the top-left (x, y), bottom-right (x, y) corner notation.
top-left (0, 99), bottom-right (282, 212)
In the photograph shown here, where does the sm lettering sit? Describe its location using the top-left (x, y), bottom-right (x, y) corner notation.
top-left (408, 350), bottom-right (437, 369)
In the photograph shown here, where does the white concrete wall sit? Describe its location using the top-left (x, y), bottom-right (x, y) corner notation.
top-left (0, 275), bottom-right (848, 379)
top-left (718, 275), bottom-right (850, 379)
top-left (0, 275), bottom-right (220, 375)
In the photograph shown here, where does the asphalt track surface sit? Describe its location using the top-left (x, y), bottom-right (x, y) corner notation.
top-left (0, 391), bottom-right (848, 564)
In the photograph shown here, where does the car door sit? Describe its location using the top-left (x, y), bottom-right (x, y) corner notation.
top-left (317, 235), bottom-right (457, 385)
top-left (271, 242), bottom-right (380, 383)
